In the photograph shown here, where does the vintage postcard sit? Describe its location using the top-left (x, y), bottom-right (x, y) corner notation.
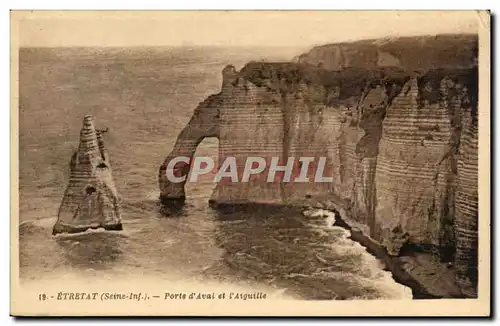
top-left (10, 10), bottom-right (490, 317)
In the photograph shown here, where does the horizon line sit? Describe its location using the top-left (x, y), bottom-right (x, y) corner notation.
top-left (16, 32), bottom-right (478, 50)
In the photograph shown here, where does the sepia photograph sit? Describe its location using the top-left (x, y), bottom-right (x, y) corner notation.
top-left (10, 10), bottom-right (490, 317)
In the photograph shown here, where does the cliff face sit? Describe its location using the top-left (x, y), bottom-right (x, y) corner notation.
top-left (159, 34), bottom-right (479, 297)
top-left (454, 108), bottom-right (479, 297)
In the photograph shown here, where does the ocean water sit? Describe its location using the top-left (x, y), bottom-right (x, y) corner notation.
top-left (18, 47), bottom-right (412, 300)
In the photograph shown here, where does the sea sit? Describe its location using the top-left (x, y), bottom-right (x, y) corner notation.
top-left (18, 46), bottom-right (412, 300)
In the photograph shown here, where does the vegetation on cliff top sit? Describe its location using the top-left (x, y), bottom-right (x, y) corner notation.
top-left (237, 61), bottom-right (476, 110)
top-left (297, 34), bottom-right (478, 72)
top-left (239, 61), bottom-right (411, 104)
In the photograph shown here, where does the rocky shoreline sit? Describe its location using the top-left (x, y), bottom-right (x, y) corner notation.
top-left (299, 197), bottom-right (467, 299)
top-left (210, 198), bottom-right (466, 299)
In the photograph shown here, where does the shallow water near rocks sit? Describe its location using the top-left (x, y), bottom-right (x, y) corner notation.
top-left (20, 199), bottom-right (412, 300)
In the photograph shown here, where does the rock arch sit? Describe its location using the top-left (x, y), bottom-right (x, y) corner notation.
top-left (158, 96), bottom-right (220, 204)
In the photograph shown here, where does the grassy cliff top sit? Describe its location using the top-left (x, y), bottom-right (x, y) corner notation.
top-left (305, 34), bottom-right (477, 52)
top-left (297, 34), bottom-right (478, 72)
top-left (239, 62), bottom-right (409, 87)
top-left (237, 61), bottom-right (476, 104)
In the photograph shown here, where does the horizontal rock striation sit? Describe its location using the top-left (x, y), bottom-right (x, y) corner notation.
top-left (454, 108), bottom-right (479, 297)
top-left (53, 115), bottom-right (122, 235)
top-left (159, 34), bottom-right (479, 297)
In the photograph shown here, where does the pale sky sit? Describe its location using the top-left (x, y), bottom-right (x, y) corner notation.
top-left (13, 11), bottom-right (480, 48)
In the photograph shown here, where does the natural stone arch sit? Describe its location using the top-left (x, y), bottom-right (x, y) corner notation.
top-left (158, 64), bottom-right (241, 204)
top-left (158, 101), bottom-right (219, 204)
